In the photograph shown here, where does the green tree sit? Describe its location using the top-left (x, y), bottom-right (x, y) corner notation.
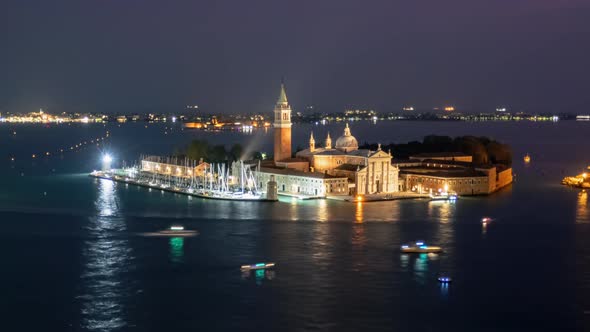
top-left (252, 151), bottom-right (264, 161)
top-left (486, 141), bottom-right (512, 165)
top-left (453, 136), bottom-right (489, 164)
top-left (186, 140), bottom-right (209, 161)
top-left (207, 145), bottom-right (227, 163)
top-left (229, 144), bottom-right (244, 161)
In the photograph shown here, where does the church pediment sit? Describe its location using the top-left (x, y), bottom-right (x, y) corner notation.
top-left (369, 150), bottom-right (391, 159)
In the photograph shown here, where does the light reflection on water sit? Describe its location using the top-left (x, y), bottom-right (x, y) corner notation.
top-left (317, 199), bottom-right (328, 222)
top-left (169, 237), bottom-right (184, 263)
top-left (427, 200), bottom-right (455, 223)
top-left (78, 179), bottom-right (132, 331)
top-left (577, 190), bottom-right (589, 223)
top-left (355, 201), bottom-right (363, 223)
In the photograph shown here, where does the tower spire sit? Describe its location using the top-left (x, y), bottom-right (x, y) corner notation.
top-left (325, 132), bottom-right (332, 150)
top-left (309, 132), bottom-right (315, 152)
top-left (277, 81), bottom-right (288, 105)
top-left (344, 122), bottom-right (351, 136)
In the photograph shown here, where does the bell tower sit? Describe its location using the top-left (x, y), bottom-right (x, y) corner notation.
top-left (273, 82), bottom-right (292, 162)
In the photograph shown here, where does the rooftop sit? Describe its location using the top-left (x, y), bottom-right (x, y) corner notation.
top-left (400, 167), bottom-right (487, 178)
top-left (410, 152), bottom-right (470, 158)
top-left (259, 166), bottom-right (345, 179)
top-left (334, 163), bottom-right (366, 172)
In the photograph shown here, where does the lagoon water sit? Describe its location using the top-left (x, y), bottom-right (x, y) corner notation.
top-left (0, 121), bottom-right (589, 331)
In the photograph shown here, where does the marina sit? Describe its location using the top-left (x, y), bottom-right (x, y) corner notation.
top-left (90, 156), bottom-right (278, 202)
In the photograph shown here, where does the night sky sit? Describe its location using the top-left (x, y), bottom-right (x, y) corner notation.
top-left (1, 0), bottom-right (589, 114)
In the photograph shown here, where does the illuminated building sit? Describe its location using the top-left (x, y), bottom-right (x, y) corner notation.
top-left (141, 156), bottom-right (210, 178)
top-left (255, 83), bottom-right (350, 197)
top-left (256, 83), bottom-right (400, 197)
top-left (296, 124), bottom-right (400, 195)
top-left (395, 156), bottom-right (513, 195)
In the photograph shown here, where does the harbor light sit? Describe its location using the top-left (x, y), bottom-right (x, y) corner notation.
top-left (102, 153), bottom-right (113, 171)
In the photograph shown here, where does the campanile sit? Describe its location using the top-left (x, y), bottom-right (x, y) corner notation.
top-left (273, 83), bottom-right (292, 162)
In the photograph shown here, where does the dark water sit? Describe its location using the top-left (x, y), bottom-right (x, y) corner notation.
top-left (0, 121), bottom-right (589, 331)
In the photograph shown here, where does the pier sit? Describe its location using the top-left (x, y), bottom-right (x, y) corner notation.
top-left (90, 170), bottom-right (278, 202)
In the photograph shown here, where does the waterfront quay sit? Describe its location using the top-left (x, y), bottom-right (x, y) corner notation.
top-left (562, 167), bottom-right (590, 189)
top-left (89, 169), bottom-right (277, 202)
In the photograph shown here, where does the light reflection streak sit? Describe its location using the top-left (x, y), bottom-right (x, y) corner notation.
top-left (577, 190), bottom-right (589, 223)
top-left (351, 224), bottom-right (366, 247)
top-left (317, 199), bottom-right (328, 222)
top-left (78, 179), bottom-right (132, 331)
top-left (355, 201), bottom-right (363, 223)
top-left (413, 253), bottom-right (429, 284)
top-left (427, 201), bottom-right (453, 223)
top-left (169, 237), bottom-right (184, 263)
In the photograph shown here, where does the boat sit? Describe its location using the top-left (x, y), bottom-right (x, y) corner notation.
top-left (438, 276), bottom-right (452, 283)
top-left (141, 226), bottom-right (199, 237)
top-left (400, 241), bottom-right (443, 253)
top-left (429, 192), bottom-right (458, 201)
top-left (481, 217), bottom-right (493, 225)
top-left (240, 262), bottom-right (275, 271)
top-left (524, 154), bottom-right (531, 163)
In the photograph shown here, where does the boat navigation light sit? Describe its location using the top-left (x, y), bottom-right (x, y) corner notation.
top-left (402, 245), bottom-right (409, 249)
top-left (170, 226), bottom-right (184, 231)
top-left (416, 242), bottom-right (424, 246)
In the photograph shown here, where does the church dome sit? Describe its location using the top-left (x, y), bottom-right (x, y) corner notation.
top-left (335, 123), bottom-right (359, 152)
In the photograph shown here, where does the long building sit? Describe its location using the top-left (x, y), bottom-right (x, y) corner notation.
top-left (395, 158), bottom-right (512, 195)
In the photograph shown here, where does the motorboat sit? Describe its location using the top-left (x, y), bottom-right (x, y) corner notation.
top-left (240, 262), bottom-right (276, 271)
top-left (429, 192), bottom-right (458, 201)
top-left (438, 276), bottom-right (452, 283)
top-left (400, 241), bottom-right (443, 253)
top-left (141, 226), bottom-right (199, 237)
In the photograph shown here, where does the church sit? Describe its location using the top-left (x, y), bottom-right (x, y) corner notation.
top-left (255, 83), bottom-right (400, 197)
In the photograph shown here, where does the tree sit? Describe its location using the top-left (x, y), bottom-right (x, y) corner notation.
top-left (186, 140), bottom-right (209, 161)
top-left (229, 144), bottom-right (244, 161)
top-left (453, 136), bottom-right (489, 164)
top-left (486, 141), bottom-right (512, 165)
top-left (208, 145), bottom-right (227, 163)
top-left (252, 152), bottom-right (264, 161)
